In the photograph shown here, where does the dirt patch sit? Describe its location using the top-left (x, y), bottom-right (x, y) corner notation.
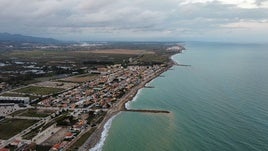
top-left (41, 127), bottom-right (68, 146)
top-left (32, 81), bottom-right (77, 89)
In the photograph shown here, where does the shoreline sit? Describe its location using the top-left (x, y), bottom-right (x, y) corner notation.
top-left (79, 55), bottom-right (177, 151)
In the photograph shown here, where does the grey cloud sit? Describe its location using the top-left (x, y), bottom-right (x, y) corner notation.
top-left (255, 0), bottom-right (268, 5)
top-left (0, 0), bottom-right (267, 42)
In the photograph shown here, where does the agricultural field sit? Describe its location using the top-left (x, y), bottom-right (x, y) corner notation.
top-left (3, 50), bottom-right (70, 60)
top-left (86, 49), bottom-right (155, 55)
top-left (137, 54), bottom-right (169, 65)
top-left (10, 109), bottom-right (55, 117)
top-left (32, 81), bottom-right (78, 89)
top-left (0, 119), bottom-right (38, 139)
top-left (13, 86), bottom-right (64, 96)
top-left (3, 49), bottom-right (139, 63)
top-left (59, 74), bottom-right (97, 83)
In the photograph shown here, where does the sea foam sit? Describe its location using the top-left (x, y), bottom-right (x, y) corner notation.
top-left (89, 114), bottom-right (119, 151)
top-left (171, 54), bottom-right (180, 64)
top-left (125, 88), bottom-right (143, 109)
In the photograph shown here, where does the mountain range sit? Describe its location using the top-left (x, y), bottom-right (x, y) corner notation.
top-left (0, 33), bottom-right (60, 44)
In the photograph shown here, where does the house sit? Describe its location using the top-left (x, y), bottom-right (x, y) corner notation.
top-left (51, 143), bottom-right (61, 151)
top-left (64, 132), bottom-right (74, 140)
top-left (72, 120), bottom-right (86, 131)
top-left (10, 139), bottom-right (21, 147)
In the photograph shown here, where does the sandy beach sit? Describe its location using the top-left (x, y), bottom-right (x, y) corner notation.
top-left (79, 61), bottom-right (174, 151)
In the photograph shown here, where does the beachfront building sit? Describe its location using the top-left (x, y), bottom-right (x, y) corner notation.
top-left (0, 96), bottom-right (30, 105)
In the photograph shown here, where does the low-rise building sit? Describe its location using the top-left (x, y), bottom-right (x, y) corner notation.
top-left (0, 96), bottom-right (30, 105)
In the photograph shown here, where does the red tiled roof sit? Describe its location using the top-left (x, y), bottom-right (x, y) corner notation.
top-left (52, 143), bottom-right (61, 150)
top-left (65, 132), bottom-right (73, 137)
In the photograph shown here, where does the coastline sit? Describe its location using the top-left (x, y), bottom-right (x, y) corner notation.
top-left (79, 55), bottom-right (177, 151)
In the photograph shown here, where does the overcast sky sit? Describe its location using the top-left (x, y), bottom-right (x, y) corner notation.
top-left (0, 0), bottom-right (268, 42)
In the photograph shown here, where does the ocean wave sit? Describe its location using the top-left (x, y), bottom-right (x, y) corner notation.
top-left (125, 88), bottom-right (143, 109)
top-left (89, 114), bottom-right (119, 151)
top-left (124, 101), bottom-right (131, 109)
top-left (171, 54), bottom-right (180, 64)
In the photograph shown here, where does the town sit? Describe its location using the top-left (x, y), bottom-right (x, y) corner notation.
top-left (0, 42), bottom-right (184, 151)
top-left (0, 63), bottom-right (168, 151)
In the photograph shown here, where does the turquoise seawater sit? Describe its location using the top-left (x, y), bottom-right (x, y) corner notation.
top-left (98, 42), bottom-right (268, 151)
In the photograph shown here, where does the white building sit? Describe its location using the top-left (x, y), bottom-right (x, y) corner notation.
top-left (0, 96), bottom-right (30, 105)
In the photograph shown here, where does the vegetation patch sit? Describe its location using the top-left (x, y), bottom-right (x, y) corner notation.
top-left (22, 123), bottom-right (45, 140)
top-left (137, 54), bottom-right (169, 65)
top-left (55, 114), bottom-right (78, 126)
top-left (88, 49), bottom-right (155, 55)
top-left (67, 127), bottom-right (96, 151)
top-left (87, 111), bottom-right (107, 126)
top-left (59, 74), bottom-right (97, 83)
top-left (0, 119), bottom-right (38, 139)
top-left (10, 109), bottom-right (27, 116)
top-left (13, 86), bottom-right (64, 96)
top-left (35, 145), bottom-right (52, 151)
top-left (11, 109), bottom-right (54, 117)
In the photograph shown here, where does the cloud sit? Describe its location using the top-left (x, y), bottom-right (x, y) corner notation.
top-left (221, 20), bottom-right (268, 30)
top-left (0, 0), bottom-right (267, 42)
top-left (180, 0), bottom-right (268, 8)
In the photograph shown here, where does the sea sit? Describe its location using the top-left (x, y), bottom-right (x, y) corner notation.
top-left (91, 42), bottom-right (268, 151)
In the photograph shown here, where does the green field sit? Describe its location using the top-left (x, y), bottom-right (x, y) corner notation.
top-left (67, 127), bottom-right (96, 151)
top-left (0, 119), bottom-right (38, 139)
top-left (11, 109), bottom-right (54, 117)
top-left (22, 123), bottom-right (45, 140)
top-left (137, 54), bottom-right (169, 64)
top-left (58, 73), bottom-right (97, 83)
top-left (13, 86), bottom-right (64, 96)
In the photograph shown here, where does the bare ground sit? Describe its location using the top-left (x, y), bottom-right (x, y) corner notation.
top-left (41, 127), bottom-right (68, 146)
